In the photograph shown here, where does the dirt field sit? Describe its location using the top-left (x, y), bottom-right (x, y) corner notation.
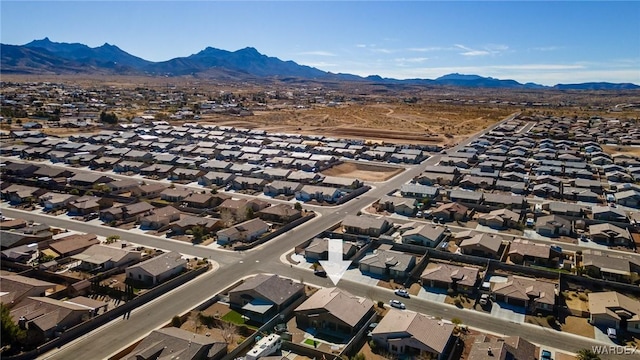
top-left (321, 162), bottom-right (404, 182)
top-left (603, 145), bottom-right (640, 157)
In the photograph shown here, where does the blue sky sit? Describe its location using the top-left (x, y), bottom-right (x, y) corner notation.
top-left (2, 1), bottom-right (639, 85)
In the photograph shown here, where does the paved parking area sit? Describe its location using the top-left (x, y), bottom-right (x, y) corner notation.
top-left (593, 325), bottom-right (618, 345)
top-left (490, 302), bottom-right (526, 323)
top-left (417, 286), bottom-right (447, 303)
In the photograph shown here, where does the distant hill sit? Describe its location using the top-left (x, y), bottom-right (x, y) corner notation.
top-left (553, 82), bottom-right (640, 90)
top-left (2, 38), bottom-right (639, 90)
top-left (25, 37), bottom-right (151, 69)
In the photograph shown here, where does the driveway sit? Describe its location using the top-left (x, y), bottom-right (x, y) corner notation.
top-left (417, 286), bottom-right (447, 303)
top-left (490, 302), bottom-right (526, 323)
top-left (593, 325), bottom-right (619, 345)
top-left (342, 268), bottom-right (382, 286)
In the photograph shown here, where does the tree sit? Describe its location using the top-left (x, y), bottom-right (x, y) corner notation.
top-left (99, 111), bottom-right (118, 124)
top-left (294, 202), bottom-right (302, 211)
top-left (171, 315), bottom-right (183, 327)
top-left (191, 225), bottom-right (206, 244)
top-left (451, 317), bottom-right (463, 326)
top-left (106, 235), bottom-right (120, 244)
top-left (69, 188), bottom-right (80, 195)
top-left (576, 349), bottom-right (601, 360)
top-left (245, 207), bottom-right (255, 220)
top-left (1, 303), bottom-right (26, 348)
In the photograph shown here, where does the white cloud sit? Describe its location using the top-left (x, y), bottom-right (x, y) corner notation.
top-left (455, 44), bottom-right (509, 57)
top-left (355, 44), bottom-right (367, 48)
top-left (394, 57), bottom-right (429, 63)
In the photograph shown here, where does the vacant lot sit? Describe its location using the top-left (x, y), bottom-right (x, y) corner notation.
top-left (603, 145), bottom-right (640, 157)
top-left (321, 162), bottom-right (404, 182)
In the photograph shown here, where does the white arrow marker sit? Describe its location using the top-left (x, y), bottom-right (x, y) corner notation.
top-left (319, 239), bottom-right (352, 285)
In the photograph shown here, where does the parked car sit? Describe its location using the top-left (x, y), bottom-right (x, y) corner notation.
top-left (394, 289), bottom-right (410, 298)
top-left (541, 349), bottom-right (552, 360)
top-left (416, 211), bottom-right (423, 218)
top-left (389, 299), bottom-right (406, 309)
top-left (479, 293), bottom-right (490, 306)
top-left (607, 327), bottom-right (617, 340)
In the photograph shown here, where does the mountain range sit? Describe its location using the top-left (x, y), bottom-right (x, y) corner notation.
top-left (2, 38), bottom-right (639, 90)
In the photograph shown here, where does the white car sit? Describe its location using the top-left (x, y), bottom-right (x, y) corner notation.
top-left (389, 299), bottom-right (406, 309)
top-left (394, 289), bottom-right (410, 298)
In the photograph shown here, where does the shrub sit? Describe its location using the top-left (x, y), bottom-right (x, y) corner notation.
top-left (171, 315), bottom-right (182, 327)
top-left (546, 315), bottom-right (556, 326)
top-left (377, 300), bottom-right (385, 308)
top-left (454, 298), bottom-right (462, 307)
top-left (447, 288), bottom-right (455, 296)
top-left (578, 294), bottom-right (588, 301)
top-left (451, 317), bottom-right (462, 325)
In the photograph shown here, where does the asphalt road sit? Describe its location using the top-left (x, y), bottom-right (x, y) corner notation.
top-left (29, 111), bottom-right (630, 358)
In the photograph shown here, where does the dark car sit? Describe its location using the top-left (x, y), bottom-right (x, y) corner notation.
top-left (314, 269), bottom-right (327, 277)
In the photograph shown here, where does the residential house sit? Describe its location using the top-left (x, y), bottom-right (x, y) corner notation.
top-left (371, 309), bottom-right (455, 360)
top-left (359, 244), bottom-right (416, 278)
top-left (263, 181), bottom-right (303, 197)
top-left (449, 189), bottom-right (483, 204)
top-left (0, 275), bottom-right (57, 305)
top-left (229, 274), bottom-right (304, 322)
top-left (467, 336), bottom-right (536, 360)
top-left (198, 171), bottom-right (234, 187)
top-left (216, 218), bottom-right (270, 245)
top-left (160, 188), bottom-right (194, 202)
top-left (400, 183), bottom-right (440, 200)
top-left (459, 233), bottom-right (503, 259)
top-left (545, 201), bottom-right (585, 218)
top-left (508, 239), bottom-right (560, 267)
top-left (401, 224), bottom-right (446, 247)
top-left (1, 184), bottom-right (47, 204)
top-left (168, 168), bottom-right (206, 182)
top-left (47, 233), bottom-right (100, 258)
top-left (376, 196), bottom-right (417, 216)
top-left (68, 173), bottom-right (113, 188)
top-left (582, 249), bottom-right (640, 283)
top-left (342, 215), bottom-right (390, 237)
top-left (9, 297), bottom-right (92, 346)
top-left (72, 244), bottom-right (142, 271)
top-left (100, 202), bottom-right (155, 223)
top-left (295, 185), bottom-right (342, 203)
top-left (420, 263), bottom-right (479, 294)
top-left (483, 193), bottom-right (526, 210)
top-left (321, 176), bottom-right (362, 190)
top-left (431, 202), bottom-right (469, 222)
top-left (231, 176), bottom-right (268, 191)
top-left (124, 327), bottom-right (226, 360)
top-left (588, 291), bottom-right (640, 334)
top-left (67, 196), bottom-right (111, 215)
top-left (139, 164), bottom-right (175, 178)
top-left (304, 238), bottom-right (357, 262)
top-left (105, 179), bottom-right (140, 194)
top-left (130, 183), bottom-right (168, 198)
top-left (294, 287), bottom-right (374, 336)
top-left (589, 223), bottom-right (632, 246)
top-left (256, 204), bottom-right (302, 223)
top-left (477, 208), bottom-right (520, 229)
top-left (139, 206), bottom-right (181, 230)
top-left (592, 205), bottom-right (628, 223)
top-left (615, 190), bottom-right (640, 208)
top-left (415, 172), bottom-right (456, 186)
top-left (39, 192), bottom-right (78, 211)
top-left (535, 215), bottom-right (572, 237)
top-left (126, 251), bottom-right (187, 287)
top-left (491, 275), bottom-right (556, 312)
